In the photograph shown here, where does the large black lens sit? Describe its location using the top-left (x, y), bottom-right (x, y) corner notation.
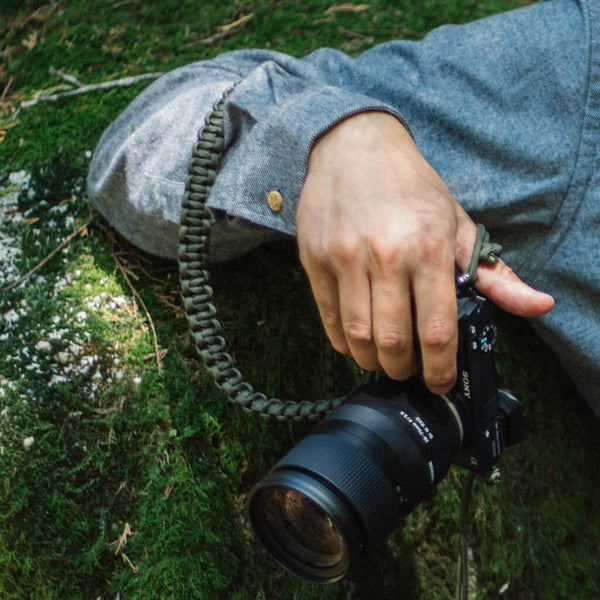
top-left (255, 487), bottom-right (344, 566)
top-left (249, 377), bottom-right (465, 583)
top-left (249, 469), bottom-right (356, 582)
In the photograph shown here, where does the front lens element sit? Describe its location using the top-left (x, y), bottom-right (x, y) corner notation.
top-left (257, 486), bottom-right (345, 569)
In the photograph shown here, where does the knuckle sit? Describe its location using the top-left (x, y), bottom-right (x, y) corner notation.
top-left (420, 318), bottom-right (455, 350)
top-left (344, 320), bottom-right (373, 346)
top-left (333, 236), bottom-right (363, 266)
top-left (374, 329), bottom-right (411, 355)
top-left (370, 238), bottom-right (400, 268)
top-left (300, 230), bottom-right (364, 270)
top-left (319, 307), bottom-right (342, 329)
top-left (481, 260), bottom-right (516, 299)
top-left (413, 226), bottom-right (450, 263)
top-left (495, 260), bottom-right (516, 281)
top-left (300, 239), bottom-right (329, 270)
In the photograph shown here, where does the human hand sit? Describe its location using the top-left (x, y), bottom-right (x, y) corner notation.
top-left (296, 112), bottom-right (554, 394)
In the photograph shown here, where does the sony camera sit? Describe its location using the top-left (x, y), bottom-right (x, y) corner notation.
top-left (248, 288), bottom-right (525, 583)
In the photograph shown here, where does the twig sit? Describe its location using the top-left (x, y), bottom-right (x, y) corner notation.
top-left (1, 212), bottom-right (94, 293)
top-left (113, 254), bottom-right (163, 375)
top-left (325, 3), bottom-right (371, 15)
top-left (192, 14), bottom-right (253, 46)
top-left (338, 26), bottom-right (373, 40)
top-left (49, 66), bottom-right (84, 88)
top-left (195, 29), bottom-right (236, 45)
top-left (7, 106), bottom-right (21, 124)
top-left (110, 0), bottom-right (141, 9)
top-left (108, 522), bottom-right (134, 555)
top-left (108, 521), bottom-right (139, 574)
top-left (1, 76), bottom-right (14, 102)
top-left (0, 119), bottom-right (20, 131)
top-left (121, 552), bottom-right (139, 574)
top-left (20, 72), bottom-right (164, 109)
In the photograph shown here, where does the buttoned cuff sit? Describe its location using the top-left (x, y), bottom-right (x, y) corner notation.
top-left (205, 59), bottom-right (407, 236)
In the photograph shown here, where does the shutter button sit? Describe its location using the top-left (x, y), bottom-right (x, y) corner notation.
top-left (267, 190), bottom-right (283, 212)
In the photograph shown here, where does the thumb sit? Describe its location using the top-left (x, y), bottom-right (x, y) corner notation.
top-left (475, 260), bottom-right (554, 318)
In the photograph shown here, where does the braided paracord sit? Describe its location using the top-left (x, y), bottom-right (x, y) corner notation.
top-left (178, 86), bottom-right (342, 420)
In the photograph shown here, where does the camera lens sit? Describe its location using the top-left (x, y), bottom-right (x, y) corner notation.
top-left (249, 377), bottom-right (465, 583)
top-left (254, 486), bottom-right (345, 567)
top-left (249, 467), bottom-right (356, 582)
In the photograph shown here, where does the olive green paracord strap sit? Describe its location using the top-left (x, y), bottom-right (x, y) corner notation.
top-left (179, 86), bottom-right (342, 420)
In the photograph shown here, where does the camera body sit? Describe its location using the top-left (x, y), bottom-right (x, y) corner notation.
top-left (446, 290), bottom-right (524, 474)
top-left (248, 289), bottom-right (524, 583)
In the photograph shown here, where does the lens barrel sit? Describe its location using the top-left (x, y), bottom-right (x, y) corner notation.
top-left (248, 377), bottom-right (465, 583)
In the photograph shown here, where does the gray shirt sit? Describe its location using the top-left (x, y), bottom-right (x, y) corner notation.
top-left (88, 0), bottom-right (600, 416)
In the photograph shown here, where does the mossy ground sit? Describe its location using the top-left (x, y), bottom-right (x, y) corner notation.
top-left (1, 1), bottom-right (599, 599)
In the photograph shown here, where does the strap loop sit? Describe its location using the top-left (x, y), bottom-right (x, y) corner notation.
top-left (458, 223), bottom-right (503, 288)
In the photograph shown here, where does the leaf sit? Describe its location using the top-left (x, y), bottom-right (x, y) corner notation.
top-left (21, 31), bottom-right (38, 50)
top-left (217, 13), bottom-right (253, 32)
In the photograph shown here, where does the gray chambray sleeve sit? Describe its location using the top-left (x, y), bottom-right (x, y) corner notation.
top-left (206, 54), bottom-right (405, 235)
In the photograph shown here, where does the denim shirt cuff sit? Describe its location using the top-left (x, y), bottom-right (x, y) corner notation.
top-left (205, 60), bottom-right (407, 236)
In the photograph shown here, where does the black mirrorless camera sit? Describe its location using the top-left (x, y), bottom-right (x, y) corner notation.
top-left (248, 288), bottom-right (525, 583)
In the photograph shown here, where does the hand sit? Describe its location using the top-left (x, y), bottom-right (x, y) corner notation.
top-left (296, 112), bottom-right (554, 394)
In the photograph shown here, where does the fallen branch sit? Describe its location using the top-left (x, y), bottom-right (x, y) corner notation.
top-left (108, 522), bottom-right (134, 556)
top-left (2, 211), bottom-right (94, 293)
top-left (20, 71), bottom-right (164, 109)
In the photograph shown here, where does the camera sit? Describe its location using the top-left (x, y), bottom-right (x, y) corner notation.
top-left (247, 288), bottom-right (525, 584)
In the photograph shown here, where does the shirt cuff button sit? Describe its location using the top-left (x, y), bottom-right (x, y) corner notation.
top-left (267, 190), bottom-right (283, 212)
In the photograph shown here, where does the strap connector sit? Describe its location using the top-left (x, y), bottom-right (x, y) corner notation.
top-left (457, 223), bottom-right (503, 289)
